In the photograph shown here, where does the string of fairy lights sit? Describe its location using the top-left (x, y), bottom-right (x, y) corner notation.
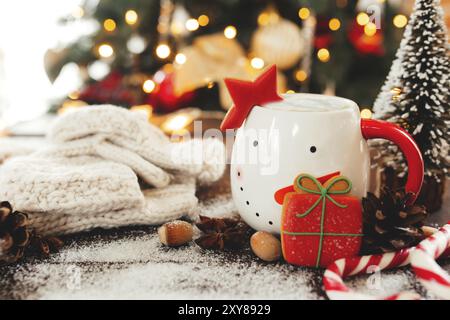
top-left (69, 1), bottom-right (410, 119)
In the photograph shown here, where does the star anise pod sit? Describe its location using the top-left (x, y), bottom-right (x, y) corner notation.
top-left (361, 187), bottom-right (428, 255)
top-left (195, 216), bottom-right (250, 250)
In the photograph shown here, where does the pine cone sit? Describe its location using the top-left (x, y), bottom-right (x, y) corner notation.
top-left (0, 201), bottom-right (31, 263)
top-left (0, 201), bottom-right (63, 264)
top-left (361, 188), bottom-right (428, 254)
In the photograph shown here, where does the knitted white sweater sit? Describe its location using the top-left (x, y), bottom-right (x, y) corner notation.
top-left (47, 105), bottom-right (225, 185)
top-left (0, 105), bottom-right (225, 236)
top-left (28, 180), bottom-right (198, 236)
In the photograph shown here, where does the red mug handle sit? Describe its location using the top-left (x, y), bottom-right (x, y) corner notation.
top-left (361, 119), bottom-right (424, 205)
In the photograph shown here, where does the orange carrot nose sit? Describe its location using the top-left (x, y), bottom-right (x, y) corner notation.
top-left (274, 171), bottom-right (340, 205)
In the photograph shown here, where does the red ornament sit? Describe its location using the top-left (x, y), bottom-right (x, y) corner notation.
top-left (79, 71), bottom-right (136, 106)
top-left (145, 72), bottom-right (195, 113)
top-left (281, 174), bottom-right (363, 268)
top-left (314, 18), bottom-right (333, 49)
top-left (220, 65), bottom-right (282, 131)
top-left (347, 22), bottom-right (384, 56)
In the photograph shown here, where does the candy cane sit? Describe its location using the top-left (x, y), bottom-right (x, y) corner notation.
top-left (410, 222), bottom-right (450, 299)
top-left (323, 222), bottom-right (450, 300)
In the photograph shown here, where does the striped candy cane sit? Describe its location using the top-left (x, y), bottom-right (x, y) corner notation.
top-left (323, 222), bottom-right (450, 300)
top-left (410, 223), bottom-right (450, 299)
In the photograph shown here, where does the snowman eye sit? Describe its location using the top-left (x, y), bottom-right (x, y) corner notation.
top-left (253, 140), bottom-right (258, 147)
top-left (310, 146), bottom-right (317, 153)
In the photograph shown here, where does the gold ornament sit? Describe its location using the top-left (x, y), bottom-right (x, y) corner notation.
top-left (250, 18), bottom-right (304, 70)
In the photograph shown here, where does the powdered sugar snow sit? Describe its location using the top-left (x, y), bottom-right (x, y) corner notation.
top-left (1, 226), bottom-right (447, 300)
top-left (5, 230), bottom-right (318, 300)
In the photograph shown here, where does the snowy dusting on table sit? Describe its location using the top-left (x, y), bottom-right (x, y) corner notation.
top-left (1, 227), bottom-right (448, 300)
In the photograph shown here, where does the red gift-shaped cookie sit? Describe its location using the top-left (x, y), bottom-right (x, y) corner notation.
top-left (281, 174), bottom-right (363, 268)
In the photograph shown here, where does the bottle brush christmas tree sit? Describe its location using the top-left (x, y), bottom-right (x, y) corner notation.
top-left (373, 0), bottom-right (449, 212)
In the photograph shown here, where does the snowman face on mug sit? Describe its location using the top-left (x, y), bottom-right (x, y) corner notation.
top-left (230, 94), bottom-right (370, 233)
top-left (224, 66), bottom-right (422, 234)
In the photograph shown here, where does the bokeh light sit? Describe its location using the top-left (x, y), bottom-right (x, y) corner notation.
top-left (298, 8), bottom-right (310, 20)
top-left (317, 48), bottom-right (330, 62)
top-left (224, 26), bottom-right (237, 39)
top-left (356, 12), bottom-right (370, 26)
top-left (393, 14), bottom-right (408, 28)
top-left (103, 19), bottom-right (116, 32)
top-left (98, 43), bottom-right (114, 58)
top-left (125, 10), bottom-right (138, 25)
top-left (250, 57), bottom-right (264, 69)
top-left (142, 79), bottom-right (156, 93)
top-left (329, 18), bottom-right (341, 31)
top-left (156, 43), bottom-right (171, 59)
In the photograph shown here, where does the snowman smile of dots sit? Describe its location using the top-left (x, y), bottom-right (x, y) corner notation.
top-left (220, 65), bottom-right (371, 234)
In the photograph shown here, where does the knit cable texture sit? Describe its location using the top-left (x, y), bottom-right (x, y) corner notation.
top-left (47, 105), bottom-right (225, 185)
top-left (0, 105), bottom-right (225, 236)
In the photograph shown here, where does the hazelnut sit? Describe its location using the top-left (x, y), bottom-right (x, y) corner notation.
top-left (158, 220), bottom-right (193, 247)
top-left (250, 231), bottom-right (281, 262)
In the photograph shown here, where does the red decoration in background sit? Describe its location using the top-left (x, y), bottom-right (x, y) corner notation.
top-left (281, 174), bottom-right (363, 268)
top-left (220, 65), bottom-right (282, 131)
top-left (347, 21), bottom-right (384, 56)
top-left (314, 18), bottom-right (333, 49)
top-left (145, 72), bottom-right (195, 113)
top-left (76, 70), bottom-right (195, 113)
top-left (79, 71), bottom-right (136, 106)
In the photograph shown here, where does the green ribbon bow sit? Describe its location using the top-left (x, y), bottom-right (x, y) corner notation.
top-left (282, 173), bottom-right (363, 267)
top-left (295, 173), bottom-right (351, 218)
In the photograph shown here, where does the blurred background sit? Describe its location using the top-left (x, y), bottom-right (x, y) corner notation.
top-left (0, 0), bottom-right (449, 129)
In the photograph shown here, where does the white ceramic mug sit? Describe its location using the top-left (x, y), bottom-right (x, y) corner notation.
top-left (229, 93), bottom-right (424, 234)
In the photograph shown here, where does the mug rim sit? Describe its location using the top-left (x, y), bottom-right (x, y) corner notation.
top-left (259, 93), bottom-right (359, 114)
